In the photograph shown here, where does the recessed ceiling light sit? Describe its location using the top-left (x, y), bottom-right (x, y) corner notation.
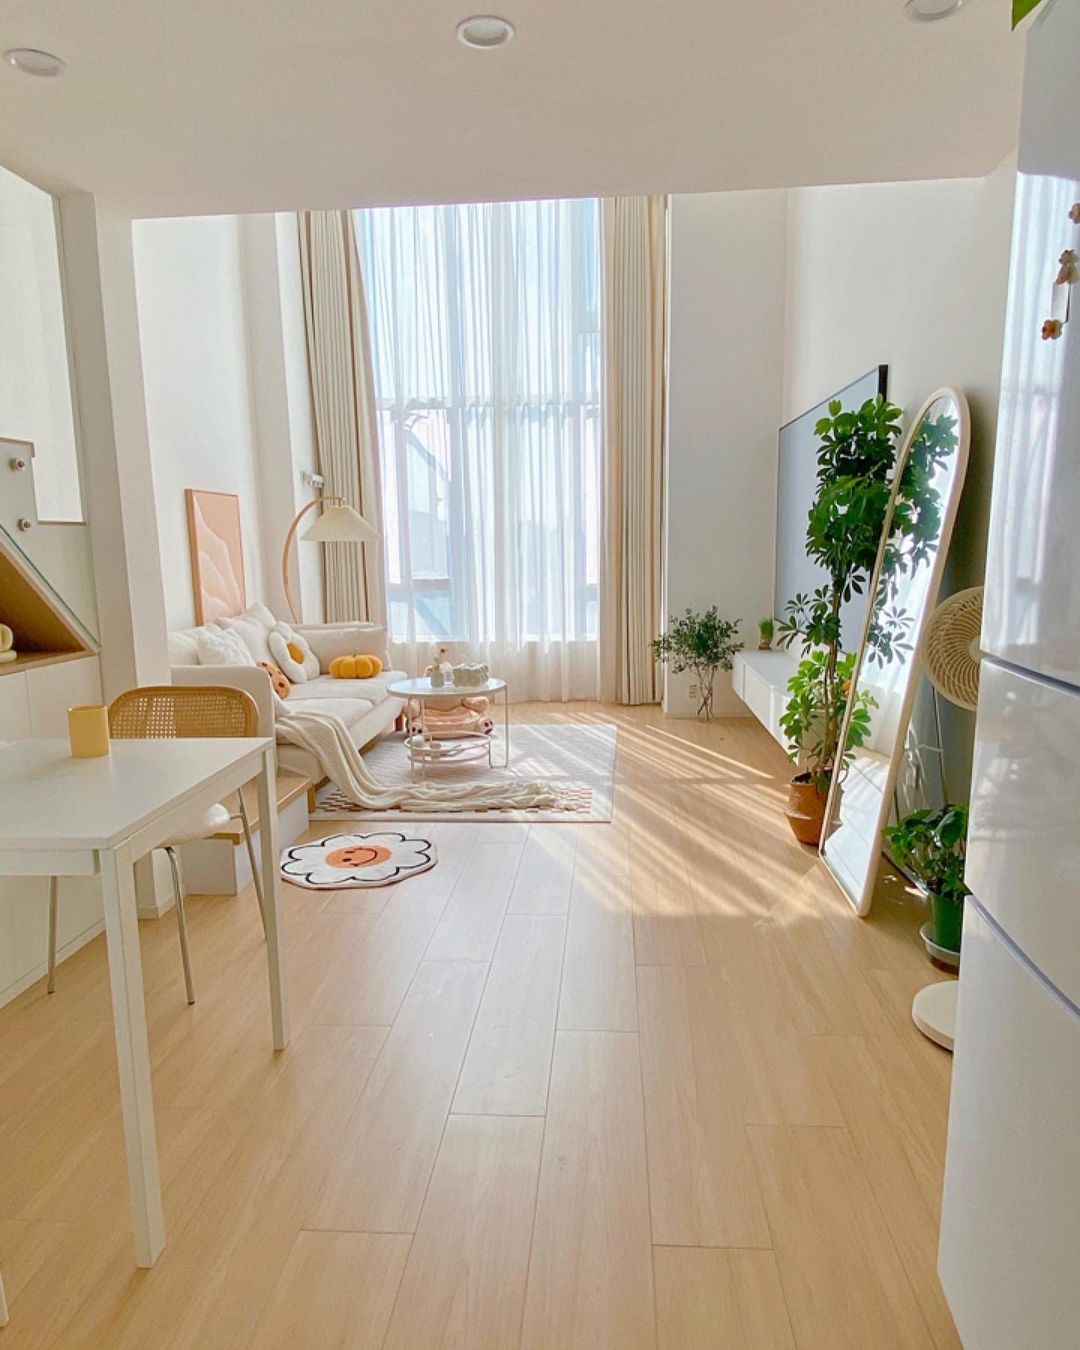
top-left (904, 0), bottom-right (964, 21)
top-left (456, 16), bottom-right (515, 49)
top-left (3, 47), bottom-right (66, 77)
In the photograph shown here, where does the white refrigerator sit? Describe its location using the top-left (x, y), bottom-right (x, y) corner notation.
top-left (937, 0), bottom-right (1080, 1345)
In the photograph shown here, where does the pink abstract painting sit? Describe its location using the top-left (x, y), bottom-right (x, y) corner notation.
top-left (186, 489), bottom-right (246, 624)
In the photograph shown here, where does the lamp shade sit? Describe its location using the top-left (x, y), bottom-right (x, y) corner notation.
top-left (301, 502), bottom-right (378, 545)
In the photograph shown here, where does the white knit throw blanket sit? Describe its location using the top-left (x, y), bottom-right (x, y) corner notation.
top-left (275, 704), bottom-right (570, 813)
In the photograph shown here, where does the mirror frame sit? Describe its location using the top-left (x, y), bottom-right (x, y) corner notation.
top-left (819, 387), bottom-right (971, 916)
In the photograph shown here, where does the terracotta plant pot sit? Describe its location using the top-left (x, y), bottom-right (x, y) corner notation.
top-left (784, 771), bottom-right (828, 846)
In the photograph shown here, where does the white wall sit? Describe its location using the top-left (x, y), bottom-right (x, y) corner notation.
top-left (133, 213), bottom-right (322, 634)
top-left (665, 190), bottom-right (788, 715)
top-left (134, 215), bottom-right (267, 632)
top-left (781, 156), bottom-right (1016, 793)
top-left (783, 154), bottom-right (1017, 597)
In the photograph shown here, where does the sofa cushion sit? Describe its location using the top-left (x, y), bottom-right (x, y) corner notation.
top-left (288, 672), bottom-right (405, 705)
top-left (195, 627), bottom-right (256, 668)
top-left (287, 695), bottom-right (375, 729)
top-left (219, 602), bottom-right (277, 666)
top-left (168, 626), bottom-right (204, 666)
top-left (269, 622), bottom-right (320, 682)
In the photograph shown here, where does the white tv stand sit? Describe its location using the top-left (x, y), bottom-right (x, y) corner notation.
top-left (731, 648), bottom-right (799, 749)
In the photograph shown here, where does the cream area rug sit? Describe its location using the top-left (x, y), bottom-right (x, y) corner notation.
top-left (312, 722), bottom-right (616, 823)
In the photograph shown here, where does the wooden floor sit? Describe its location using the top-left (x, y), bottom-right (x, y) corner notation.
top-left (0, 705), bottom-right (960, 1348)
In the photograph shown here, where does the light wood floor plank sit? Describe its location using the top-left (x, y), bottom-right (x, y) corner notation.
top-left (453, 914), bottom-right (566, 1116)
top-left (383, 1114), bottom-right (543, 1348)
top-left (654, 1246), bottom-right (796, 1350)
top-left (521, 1029), bottom-right (655, 1350)
top-left (308, 961), bottom-right (487, 1234)
top-left (558, 832), bottom-right (636, 1032)
top-left (507, 824), bottom-right (580, 915)
top-left (304, 826), bottom-right (478, 1026)
top-left (249, 1232), bottom-right (412, 1350)
top-left (748, 1123), bottom-right (936, 1350)
top-left (637, 965), bottom-right (771, 1248)
top-left (812, 1035), bottom-right (961, 1348)
top-left (425, 833), bottom-right (527, 962)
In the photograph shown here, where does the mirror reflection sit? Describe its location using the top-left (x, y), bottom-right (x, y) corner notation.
top-left (822, 391), bottom-right (970, 914)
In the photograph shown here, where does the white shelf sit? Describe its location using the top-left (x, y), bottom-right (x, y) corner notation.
top-left (731, 648), bottom-right (799, 749)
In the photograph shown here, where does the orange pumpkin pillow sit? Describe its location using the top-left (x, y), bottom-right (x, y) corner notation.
top-left (258, 661), bottom-right (291, 699)
top-left (328, 653), bottom-right (384, 680)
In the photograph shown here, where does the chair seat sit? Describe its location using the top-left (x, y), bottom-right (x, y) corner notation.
top-left (164, 802), bottom-right (233, 846)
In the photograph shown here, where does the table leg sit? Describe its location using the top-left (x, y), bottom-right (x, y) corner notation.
top-left (99, 843), bottom-right (165, 1268)
top-left (502, 684), bottom-right (511, 768)
top-left (256, 747), bottom-right (290, 1051)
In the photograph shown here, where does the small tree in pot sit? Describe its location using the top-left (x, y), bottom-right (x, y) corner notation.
top-left (883, 805), bottom-right (970, 955)
top-left (776, 394), bottom-right (904, 842)
top-left (652, 608), bottom-right (742, 720)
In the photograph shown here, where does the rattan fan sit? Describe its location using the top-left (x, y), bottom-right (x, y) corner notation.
top-left (924, 587), bottom-right (983, 711)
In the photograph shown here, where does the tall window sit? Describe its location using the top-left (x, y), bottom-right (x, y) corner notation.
top-left (356, 198), bottom-right (602, 699)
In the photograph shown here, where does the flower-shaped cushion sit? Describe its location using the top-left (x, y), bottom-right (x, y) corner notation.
top-left (280, 832), bottom-right (437, 889)
top-left (268, 622), bottom-right (320, 682)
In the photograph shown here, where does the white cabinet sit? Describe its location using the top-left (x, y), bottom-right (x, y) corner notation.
top-left (968, 661), bottom-right (1080, 1003)
top-left (731, 649), bottom-right (797, 749)
top-left (940, 903), bottom-right (1080, 1350)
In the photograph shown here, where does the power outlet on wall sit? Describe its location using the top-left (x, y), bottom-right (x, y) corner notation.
top-left (688, 683), bottom-right (698, 698)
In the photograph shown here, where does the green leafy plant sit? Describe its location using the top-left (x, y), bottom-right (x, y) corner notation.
top-left (758, 617), bottom-right (775, 649)
top-left (775, 396), bottom-right (958, 786)
top-left (779, 650), bottom-right (876, 791)
top-left (883, 804), bottom-right (970, 951)
top-left (776, 395), bottom-right (903, 778)
top-left (652, 607), bottom-right (742, 720)
top-left (882, 805), bottom-right (970, 903)
top-left (1012, 0), bottom-right (1042, 28)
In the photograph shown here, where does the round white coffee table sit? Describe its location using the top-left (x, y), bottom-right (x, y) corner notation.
top-left (387, 676), bottom-right (510, 778)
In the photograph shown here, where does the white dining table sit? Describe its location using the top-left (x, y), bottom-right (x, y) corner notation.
top-left (0, 737), bottom-right (290, 1268)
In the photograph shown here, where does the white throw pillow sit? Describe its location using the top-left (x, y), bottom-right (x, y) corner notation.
top-left (218, 602), bottom-right (277, 666)
top-left (195, 626), bottom-right (256, 668)
top-left (268, 622), bottom-right (320, 683)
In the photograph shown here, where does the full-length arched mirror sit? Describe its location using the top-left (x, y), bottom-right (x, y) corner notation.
top-left (821, 388), bottom-right (970, 915)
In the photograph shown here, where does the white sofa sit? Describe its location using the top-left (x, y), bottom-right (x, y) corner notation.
top-left (168, 602), bottom-right (407, 787)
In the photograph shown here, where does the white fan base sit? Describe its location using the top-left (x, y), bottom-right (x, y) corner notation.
top-left (912, 980), bottom-right (958, 1051)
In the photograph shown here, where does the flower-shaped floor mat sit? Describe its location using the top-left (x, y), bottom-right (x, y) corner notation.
top-left (280, 832), bottom-right (437, 889)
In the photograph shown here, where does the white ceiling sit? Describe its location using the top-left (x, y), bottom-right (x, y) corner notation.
top-left (0, 0), bottom-right (1024, 219)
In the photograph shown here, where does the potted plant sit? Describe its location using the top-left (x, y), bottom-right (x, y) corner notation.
top-left (757, 617), bottom-right (774, 651)
top-left (779, 648), bottom-right (877, 844)
top-left (883, 805), bottom-right (970, 957)
top-left (775, 394), bottom-right (904, 842)
top-left (652, 607), bottom-right (742, 721)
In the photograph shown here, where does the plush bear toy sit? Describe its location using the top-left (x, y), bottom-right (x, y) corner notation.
top-left (407, 694), bottom-right (493, 737)
top-left (328, 653), bottom-right (385, 680)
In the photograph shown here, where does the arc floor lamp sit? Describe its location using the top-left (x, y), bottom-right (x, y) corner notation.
top-left (281, 495), bottom-right (378, 622)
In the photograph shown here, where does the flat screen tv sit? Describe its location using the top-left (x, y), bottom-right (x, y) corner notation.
top-left (774, 366), bottom-right (888, 653)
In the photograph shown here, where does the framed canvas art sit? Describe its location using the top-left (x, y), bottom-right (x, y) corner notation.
top-left (185, 489), bottom-right (246, 623)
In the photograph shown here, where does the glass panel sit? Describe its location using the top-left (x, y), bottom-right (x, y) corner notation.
top-left (0, 165), bottom-right (83, 523)
top-left (356, 197), bottom-right (601, 648)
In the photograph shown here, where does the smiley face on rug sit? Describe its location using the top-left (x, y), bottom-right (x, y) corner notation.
top-left (280, 832), bottom-right (437, 888)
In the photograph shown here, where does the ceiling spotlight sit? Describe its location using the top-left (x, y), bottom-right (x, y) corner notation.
top-left (3, 47), bottom-right (66, 77)
top-left (904, 0), bottom-right (964, 20)
top-left (456, 16), bottom-right (515, 49)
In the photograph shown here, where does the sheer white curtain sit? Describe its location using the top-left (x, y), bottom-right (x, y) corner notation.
top-left (355, 199), bottom-right (602, 701)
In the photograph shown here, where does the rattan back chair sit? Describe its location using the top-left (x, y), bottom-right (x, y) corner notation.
top-left (108, 684), bottom-right (259, 740)
top-left (47, 685), bottom-right (266, 1007)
